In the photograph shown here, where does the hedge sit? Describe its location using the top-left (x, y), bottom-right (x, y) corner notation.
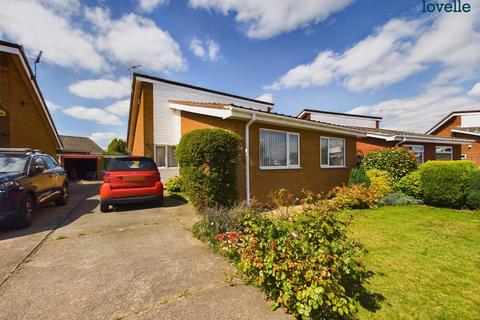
top-left (395, 170), bottom-right (422, 199)
top-left (419, 160), bottom-right (476, 208)
top-left (176, 128), bottom-right (240, 208)
top-left (362, 147), bottom-right (418, 181)
top-left (465, 169), bottom-right (480, 210)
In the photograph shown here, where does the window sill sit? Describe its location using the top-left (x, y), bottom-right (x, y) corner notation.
top-left (260, 166), bottom-right (302, 170)
top-left (320, 165), bottom-right (347, 169)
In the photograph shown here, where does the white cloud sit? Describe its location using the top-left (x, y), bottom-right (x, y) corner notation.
top-left (88, 9), bottom-right (185, 72)
top-left (270, 5), bottom-right (480, 92)
top-left (468, 83), bottom-right (480, 97)
top-left (189, 37), bottom-right (220, 61)
top-left (0, 1), bottom-right (107, 72)
top-left (189, 0), bottom-right (353, 39)
top-left (45, 100), bottom-right (63, 111)
top-left (105, 99), bottom-right (131, 116)
top-left (89, 132), bottom-right (125, 147)
top-left (138, 0), bottom-right (168, 13)
top-left (349, 86), bottom-right (480, 132)
top-left (62, 106), bottom-right (122, 125)
top-left (256, 93), bottom-right (273, 103)
top-left (68, 77), bottom-right (131, 100)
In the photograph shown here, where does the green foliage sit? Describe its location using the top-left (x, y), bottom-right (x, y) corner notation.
top-left (395, 170), bottom-right (422, 199)
top-left (348, 166), bottom-right (371, 187)
top-left (164, 175), bottom-right (184, 194)
top-left (465, 169), bottom-right (480, 210)
top-left (366, 169), bottom-right (394, 200)
top-left (419, 160), bottom-right (476, 208)
top-left (176, 129), bottom-right (241, 209)
top-left (330, 184), bottom-right (378, 210)
top-left (362, 147), bottom-right (418, 181)
top-left (236, 202), bottom-right (366, 319)
top-left (107, 138), bottom-right (127, 155)
top-left (379, 192), bottom-right (424, 206)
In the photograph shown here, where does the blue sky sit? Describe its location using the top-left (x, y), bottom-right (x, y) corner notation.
top-left (1, 0), bottom-right (480, 147)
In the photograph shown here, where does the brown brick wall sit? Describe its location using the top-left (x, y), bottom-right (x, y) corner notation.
top-left (0, 52), bottom-right (59, 156)
top-left (180, 111), bottom-right (357, 203)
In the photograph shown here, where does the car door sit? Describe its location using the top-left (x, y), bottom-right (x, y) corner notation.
top-left (42, 156), bottom-right (61, 193)
top-left (31, 157), bottom-right (54, 204)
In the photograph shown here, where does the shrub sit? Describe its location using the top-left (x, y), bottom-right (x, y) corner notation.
top-left (348, 166), bottom-right (371, 187)
top-left (379, 192), bottom-right (423, 206)
top-left (176, 129), bottom-right (241, 209)
top-left (366, 169), bottom-right (394, 200)
top-left (362, 147), bottom-right (418, 181)
top-left (330, 184), bottom-right (378, 210)
top-left (465, 169), bottom-right (480, 210)
top-left (236, 203), bottom-right (366, 319)
top-left (395, 170), bottom-right (422, 199)
top-left (420, 160), bottom-right (476, 208)
top-left (164, 175), bottom-right (184, 194)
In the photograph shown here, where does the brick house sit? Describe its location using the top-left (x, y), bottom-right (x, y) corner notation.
top-left (127, 73), bottom-right (369, 204)
top-left (0, 40), bottom-right (62, 156)
top-left (426, 110), bottom-right (480, 165)
top-left (298, 109), bottom-right (472, 164)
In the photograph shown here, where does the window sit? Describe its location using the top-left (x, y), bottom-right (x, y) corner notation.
top-left (320, 137), bottom-right (346, 167)
top-left (260, 129), bottom-right (300, 169)
top-left (405, 145), bottom-right (424, 163)
top-left (106, 157), bottom-right (157, 171)
top-left (436, 146), bottom-right (453, 160)
top-left (155, 145), bottom-right (178, 168)
top-left (42, 156), bottom-right (57, 169)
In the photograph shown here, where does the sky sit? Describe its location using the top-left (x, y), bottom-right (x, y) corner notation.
top-left (1, 0), bottom-right (480, 148)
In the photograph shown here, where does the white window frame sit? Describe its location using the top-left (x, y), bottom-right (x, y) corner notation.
top-left (436, 146), bottom-right (453, 160)
top-left (259, 128), bottom-right (301, 170)
top-left (405, 145), bottom-right (424, 163)
top-left (461, 153), bottom-right (467, 160)
top-left (320, 136), bottom-right (346, 168)
top-left (155, 145), bottom-right (179, 168)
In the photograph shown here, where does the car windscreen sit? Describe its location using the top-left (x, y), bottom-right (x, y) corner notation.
top-left (0, 155), bottom-right (28, 174)
top-left (106, 158), bottom-right (157, 171)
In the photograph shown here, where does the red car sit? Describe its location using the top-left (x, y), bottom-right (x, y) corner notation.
top-left (99, 156), bottom-right (163, 212)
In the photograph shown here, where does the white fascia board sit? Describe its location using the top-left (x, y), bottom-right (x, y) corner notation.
top-left (425, 112), bottom-right (480, 134)
top-left (451, 129), bottom-right (480, 137)
top-left (366, 133), bottom-right (473, 144)
top-left (366, 133), bottom-right (397, 141)
top-left (0, 44), bottom-right (63, 149)
top-left (169, 103), bottom-right (233, 119)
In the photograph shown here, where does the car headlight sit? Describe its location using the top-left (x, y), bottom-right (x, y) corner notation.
top-left (1, 181), bottom-right (16, 189)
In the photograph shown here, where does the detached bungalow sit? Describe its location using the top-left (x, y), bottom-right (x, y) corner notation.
top-left (426, 110), bottom-right (480, 165)
top-left (298, 109), bottom-right (473, 164)
top-left (127, 73), bottom-right (367, 203)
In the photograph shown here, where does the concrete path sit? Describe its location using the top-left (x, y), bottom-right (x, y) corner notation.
top-left (0, 184), bottom-right (291, 320)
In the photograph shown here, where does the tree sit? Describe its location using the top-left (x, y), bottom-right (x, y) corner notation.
top-left (107, 138), bottom-right (127, 155)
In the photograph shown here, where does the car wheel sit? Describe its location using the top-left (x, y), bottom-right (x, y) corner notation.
top-left (55, 183), bottom-right (69, 206)
top-left (15, 194), bottom-right (34, 228)
top-left (100, 201), bottom-right (110, 213)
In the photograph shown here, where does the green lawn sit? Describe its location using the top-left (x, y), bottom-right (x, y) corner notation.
top-left (345, 206), bottom-right (480, 320)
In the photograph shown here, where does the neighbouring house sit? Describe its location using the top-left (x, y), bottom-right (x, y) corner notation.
top-left (57, 135), bottom-right (107, 181)
top-left (0, 40), bottom-right (62, 156)
top-left (127, 73), bottom-right (370, 203)
top-left (298, 109), bottom-right (473, 164)
top-left (426, 110), bottom-right (480, 165)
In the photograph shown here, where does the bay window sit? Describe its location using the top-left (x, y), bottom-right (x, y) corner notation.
top-left (320, 137), bottom-right (346, 167)
top-left (260, 129), bottom-right (300, 169)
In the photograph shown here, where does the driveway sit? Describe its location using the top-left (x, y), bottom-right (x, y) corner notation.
top-left (0, 183), bottom-right (291, 320)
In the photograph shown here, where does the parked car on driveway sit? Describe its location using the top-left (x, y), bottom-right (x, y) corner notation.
top-left (0, 148), bottom-right (69, 228)
top-left (99, 156), bottom-right (163, 212)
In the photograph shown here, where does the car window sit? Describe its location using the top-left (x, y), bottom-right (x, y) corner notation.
top-left (107, 157), bottom-right (157, 171)
top-left (33, 157), bottom-right (46, 168)
top-left (0, 156), bottom-right (28, 174)
top-left (42, 156), bottom-right (57, 169)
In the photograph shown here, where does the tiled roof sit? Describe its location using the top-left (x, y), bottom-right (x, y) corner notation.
top-left (59, 135), bottom-right (104, 154)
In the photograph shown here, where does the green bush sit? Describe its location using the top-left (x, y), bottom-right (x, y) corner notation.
top-left (395, 170), bottom-right (422, 199)
top-left (164, 175), bottom-right (184, 194)
top-left (330, 184), bottom-right (378, 209)
top-left (176, 129), bottom-right (240, 209)
top-left (366, 169), bottom-right (394, 200)
top-left (465, 169), bottom-right (480, 210)
top-left (420, 160), bottom-right (476, 208)
top-left (379, 192), bottom-right (423, 206)
top-left (362, 147), bottom-right (418, 181)
top-left (348, 166), bottom-right (371, 187)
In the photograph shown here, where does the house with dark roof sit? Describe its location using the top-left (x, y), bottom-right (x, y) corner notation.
top-left (0, 40), bottom-right (62, 156)
top-left (427, 110), bottom-right (480, 165)
top-left (299, 109), bottom-right (473, 164)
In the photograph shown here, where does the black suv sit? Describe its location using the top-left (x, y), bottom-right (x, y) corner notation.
top-left (0, 148), bottom-right (69, 228)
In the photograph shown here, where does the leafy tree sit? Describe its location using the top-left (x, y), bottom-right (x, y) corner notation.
top-left (107, 138), bottom-right (128, 155)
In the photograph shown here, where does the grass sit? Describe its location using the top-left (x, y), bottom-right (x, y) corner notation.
top-left (345, 205), bottom-right (480, 320)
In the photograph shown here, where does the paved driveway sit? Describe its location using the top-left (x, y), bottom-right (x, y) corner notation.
top-left (0, 183), bottom-right (291, 320)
